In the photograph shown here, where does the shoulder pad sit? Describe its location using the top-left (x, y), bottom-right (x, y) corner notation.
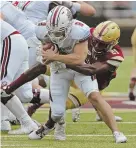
top-left (106, 45), bottom-right (124, 67)
top-left (70, 19), bottom-right (90, 43)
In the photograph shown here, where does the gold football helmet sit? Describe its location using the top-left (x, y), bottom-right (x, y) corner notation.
top-left (91, 21), bottom-right (120, 55)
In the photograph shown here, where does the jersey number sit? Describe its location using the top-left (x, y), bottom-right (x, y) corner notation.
top-left (110, 49), bottom-right (119, 55)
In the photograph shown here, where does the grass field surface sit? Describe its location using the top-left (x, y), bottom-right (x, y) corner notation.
top-left (1, 109), bottom-right (136, 148)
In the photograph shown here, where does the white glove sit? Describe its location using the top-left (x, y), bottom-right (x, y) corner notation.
top-left (36, 44), bottom-right (44, 64)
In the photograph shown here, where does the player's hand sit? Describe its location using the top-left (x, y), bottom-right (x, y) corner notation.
top-left (41, 46), bottom-right (58, 62)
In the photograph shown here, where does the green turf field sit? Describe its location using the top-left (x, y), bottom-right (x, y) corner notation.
top-left (1, 109), bottom-right (136, 148)
top-left (105, 56), bottom-right (133, 93)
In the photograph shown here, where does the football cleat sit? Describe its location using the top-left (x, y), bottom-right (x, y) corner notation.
top-left (113, 131), bottom-right (127, 143)
top-left (129, 92), bottom-right (135, 101)
top-left (0, 120), bottom-right (11, 131)
top-left (28, 125), bottom-right (53, 140)
top-left (72, 108), bottom-right (80, 122)
top-left (8, 122), bottom-right (38, 135)
top-left (54, 123), bottom-right (66, 140)
top-left (8, 111), bottom-right (20, 125)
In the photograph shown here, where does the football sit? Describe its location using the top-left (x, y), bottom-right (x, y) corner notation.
top-left (42, 42), bottom-right (55, 51)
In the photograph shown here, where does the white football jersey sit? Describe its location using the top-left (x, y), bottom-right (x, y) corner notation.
top-left (0, 1), bottom-right (36, 40)
top-left (1, 20), bottom-right (16, 41)
top-left (35, 19), bottom-right (90, 54)
top-left (12, 1), bottom-right (51, 24)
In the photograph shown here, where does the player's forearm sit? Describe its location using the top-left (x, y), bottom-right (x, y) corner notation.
top-left (0, 13), bottom-right (4, 20)
top-left (77, 1), bottom-right (96, 16)
top-left (67, 64), bottom-right (95, 75)
top-left (67, 64), bottom-right (111, 75)
top-left (52, 54), bottom-right (85, 65)
top-left (5, 63), bottom-right (47, 94)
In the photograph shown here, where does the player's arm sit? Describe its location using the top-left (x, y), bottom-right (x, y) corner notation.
top-left (5, 63), bottom-right (47, 94)
top-left (60, 1), bottom-right (96, 17)
top-left (0, 12), bottom-right (4, 20)
top-left (131, 28), bottom-right (136, 65)
top-left (42, 41), bottom-right (88, 65)
top-left (67, 62), bottom-right (116, 76)
top-left (76, 1), bottom-right (96, 16)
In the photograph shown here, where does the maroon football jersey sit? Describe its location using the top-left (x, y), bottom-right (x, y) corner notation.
top-left (86, 28), bottom-right (124, 90)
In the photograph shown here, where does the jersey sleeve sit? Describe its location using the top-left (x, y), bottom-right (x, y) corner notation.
top-left (71, 20), bottom-right (90, 43)
top-left (106, 45), bottom-right (124, 68)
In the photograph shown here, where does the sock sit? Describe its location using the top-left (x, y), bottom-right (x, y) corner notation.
top-left (27, 103), bottom-right (43, 117)
top-left (4, 95), bottom-right (33, 125)
top-left (1, 103), bottom-right (9, 121)
top-left (45, 108), bottom-right (56, 129)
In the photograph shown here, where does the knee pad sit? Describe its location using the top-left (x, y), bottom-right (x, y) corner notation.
top-left (51, 114), bottom-right (63, 123)
top-left (15, 89), bottom-right (33, 103)
top-left (51, 107), bottom-right (65, 122)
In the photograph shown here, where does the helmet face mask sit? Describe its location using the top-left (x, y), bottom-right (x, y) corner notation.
top-left (46, 6), bottom-right (73, 44)
top-left (47, 23), bottom-right (72, 44)
top-left (91, 36), bottom-right (114, 55)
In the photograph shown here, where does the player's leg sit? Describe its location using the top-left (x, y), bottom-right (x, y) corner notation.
top-left (0, 103), bottom-right (11, 131)
top-left (1, 34), bottom-right (38, 134)
top-left (29, 69), bottom-right (71, 140)
top-left (74, 73), bottom-right (127, 143)
top-left (13, 45), bottom-right (50, 104)
top-left (129, 28), bottom-right (136, 101)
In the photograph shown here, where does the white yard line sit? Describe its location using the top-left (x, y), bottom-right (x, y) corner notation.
top-left (1, 134), bottom-right (136, 139)
top-left (1, 134), bottom-right (136, 138)
top-left (36, 109), bottom-right (136, 114)
top-left (66, 121), bottom-right (136, 124)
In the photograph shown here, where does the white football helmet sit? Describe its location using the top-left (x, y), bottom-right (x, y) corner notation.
top-left (46, 6), bottom-right (73, 44)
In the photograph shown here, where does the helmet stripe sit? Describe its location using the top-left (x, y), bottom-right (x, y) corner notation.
top-left (98, 21), bottom-right (113, 38)
top-left (52, 6), bottom-right (60, 26)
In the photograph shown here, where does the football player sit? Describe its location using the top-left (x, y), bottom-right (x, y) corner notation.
top-left (12, 1), bottom-right (95, 24)
top-left (0, 14), bottom-right (38, 133)
top-left (128, 28), bottom-right (136, 101)
top-left (31, 6), bottom-right (126, 143)
top-left (67, 21), bottom-right (124, 122)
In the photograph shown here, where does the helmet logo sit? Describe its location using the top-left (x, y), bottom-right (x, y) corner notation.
top-left (97, 21), bottom-right (113, 39)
